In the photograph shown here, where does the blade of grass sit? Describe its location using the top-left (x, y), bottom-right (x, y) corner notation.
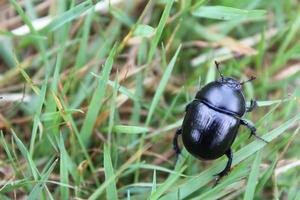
top-left (125, 163), bottom-right (189, 178)
top-left (70, 20), bottom-right (121, 109)
top-left (113, 125), bottom-right (149, 134)
top-left (104, 144), bottom-right (119, 200)
top-left (88, 145), bottom-right (150, 200)
top-left (28, 159), bottom-right (58, 200)
top-left (147, 0), bottom-right (175, 64)
top-left (192, 6), bottom-right (266, 20)
top-left (75, 8), bottom-right (94, 69)
top-left (0, 36), bottom-right (16, 68)
top-left (58, 134), bottom-right (70, 199)
top-left (149, 167), bottom-right (187, 200)
top-left (197, 161), bottom-right (250, 199)
top-left (243, 150), bottom-right (262, 200)
top-left (42, 1), bottom-right (93, 34)
top-left (135, 45), bottom-right (181, 181)
top-left (0, 131), bottom-right (19, 177)
top-left (146, 44), bottom-right (181, 125)
top-left (110, 6), bottom-right (133, 27)
top-left (9, 1), bottom-right (52, 164)
top-left (91, 72), bottom-right (140, 102)
top-left (256, 98), bottom-right (295, 107)
top-left (255, 156), bottom-right (277, 195)
top-left (274, 14), bottom-right (300, 66)
top-left (13, 54), bottom-right (40, 95)
top-left (205, 62), bottom-right (216, 84)
top-left (29, 84), bottom-right (47, 156)
top-left (151, 170), bottom-right (157, 195)
top-left (11, 129), bottom-right (40, 180)
top-left (108, 72), bottom-right (119, 148)
top-left (133, 24), bottom-right (155, 37)
top-left (51, 90), bottom-right (99, 186)
top-left (24, 0), bottom-right (37, 19)
top-left (8, 0), bottom-right (50, 75)
top-left (80, 44), bottom-right (118, 146)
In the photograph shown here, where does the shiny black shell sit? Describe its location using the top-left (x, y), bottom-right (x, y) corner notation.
top-left (182, 80), bottom-right (246, 160)
top-left (195, 81), bottom-right (246, 117)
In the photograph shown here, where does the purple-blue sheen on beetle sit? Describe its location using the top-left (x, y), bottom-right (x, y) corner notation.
top-left (173, 61), bottom-right (268, 183)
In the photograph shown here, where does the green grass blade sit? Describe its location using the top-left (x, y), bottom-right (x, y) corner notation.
top-left (243, 150), bottom-right (262, 200)
top-left (127, 163), bottom-right (189, 177)
top-left (255, 156), bottom-right (277, 195)
top-left (8, 0), bottom-right (38, 34)
top-left (42, 1), bottom-right (93, 33)
top-left (80, 44), bottom-right (118, 146)
top-left (28, 159), bottom-right (58, 200)
top-left (58, 134), bottom-right (70, 199)
top-left (91, 72), bottom-right (140, 102)
top-left (108, 72), bottom-right (119, 147)
top-left (11, 129), bottom-right (40, 180)
top-left (151, 170), bottom-right (157, 195)
top-left (205, 62), bottom-right (216, 84)
top-left (51, 90), bottom-right (99, 185)
top-left (192, 6), bottom-right (266, 20)
top-left (29, 83), bottom-right (47, 156)
top-left (146, 45), bottom-right (181, 125)
top-left (133, 24), bottom-right (155, 37)
top-left (0, 37), bottom-right (16, 68)
top-left (110, 6), bottom-right (133, 27)
top-left (89, 146), bottom-right (148, 200)
top-left (74, 8), bottom-right (94, 68)
top-left (0, 131), bottom-right (19, 176)
top-left (104, 144), bottom-right (119, 200)
top-left (256, 98), bottom-right (295, 107)
top-left (148, 166), bottom-right (186, 200)
top-left (275, 14), bottom-right (300, 65)
top-left (113, 125), bottom-right (149, 134)
top-left (147, 0), bottom-right (175, 63)
top-left (135, 45), bottom-right (181, 180)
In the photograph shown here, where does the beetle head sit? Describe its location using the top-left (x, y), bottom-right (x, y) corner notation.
top-left (219, 77), bottom-right (241, 90)
top-left (215, 61), bottom-right (256, 90)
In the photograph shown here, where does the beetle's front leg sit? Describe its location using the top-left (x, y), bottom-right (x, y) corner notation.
top-left (173, 128), bottom-right (182, 157)
top-left (240, 119), bottom-right (268, 143)
top-left (246, 99), bottom-right (257, 112)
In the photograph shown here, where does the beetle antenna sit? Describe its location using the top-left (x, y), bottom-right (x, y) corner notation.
top-left (240, 76), bottom-right (256, 85)
top-left (214, 61), bottom-right (224, 79)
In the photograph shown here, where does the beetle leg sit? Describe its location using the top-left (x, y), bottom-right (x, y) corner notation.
top-left (173, 128), bottom-right (182, 157)
top-left (214, 149), bottom-right (232, 185)
top-left (246, 99), bottom-right (257, 112)
top-left (240, 119), bottom-right (268, 143)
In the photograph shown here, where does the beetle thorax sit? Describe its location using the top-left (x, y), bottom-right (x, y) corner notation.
top-left (195, 80), bottom-right (246, 117)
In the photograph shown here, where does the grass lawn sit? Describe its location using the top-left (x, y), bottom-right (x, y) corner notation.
top-left (0, 0), bottom-right (300, 199)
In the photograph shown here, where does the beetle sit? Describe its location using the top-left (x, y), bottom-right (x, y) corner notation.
top-left (173, 61), bottom-right (268, 182)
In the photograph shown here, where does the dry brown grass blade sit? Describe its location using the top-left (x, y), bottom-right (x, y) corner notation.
top-left (273, 63), bottom-right (300, 80)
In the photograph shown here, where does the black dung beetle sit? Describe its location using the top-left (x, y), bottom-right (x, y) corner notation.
top-left (173, 61), bottom-right (267, 182)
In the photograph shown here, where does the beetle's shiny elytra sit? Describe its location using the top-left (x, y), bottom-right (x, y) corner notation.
top-left (173, 61), bottom-right (268, 182)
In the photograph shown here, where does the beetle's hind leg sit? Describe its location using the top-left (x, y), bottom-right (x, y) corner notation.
top-left (214, 149), bottom-right (232, 185)
top-left (246, 99), bottom-right (257, 112)
top-left (173, 128), bottom-right (182, 158)
top-left (240, 119), bottom-right (268, 143)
